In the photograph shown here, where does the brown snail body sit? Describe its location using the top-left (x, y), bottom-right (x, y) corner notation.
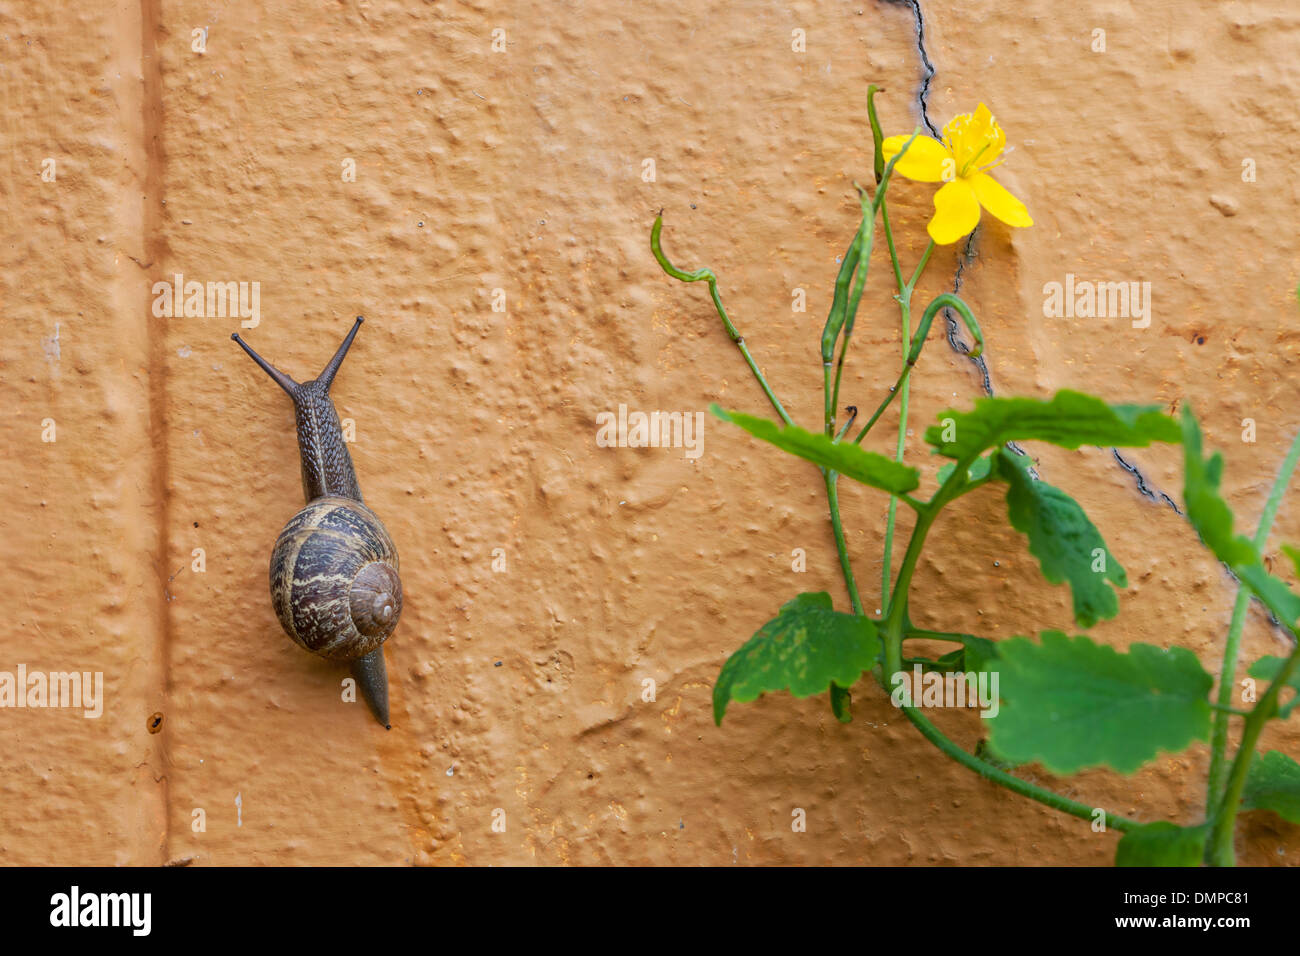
top-left (232, 317), bottom-right (400, 728)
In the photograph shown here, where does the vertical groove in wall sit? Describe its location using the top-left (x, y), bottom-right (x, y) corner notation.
top-left (138, 0), bottom-right (171, 863)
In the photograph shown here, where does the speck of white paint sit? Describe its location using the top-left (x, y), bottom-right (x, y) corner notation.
top-left (178, 345), bottom-right (192, 358)
top-left (41, 323), bottom-right (60, 362)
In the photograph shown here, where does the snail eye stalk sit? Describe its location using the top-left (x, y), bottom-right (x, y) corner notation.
top-left (316, 316), bottom-right (365, 392)
top-left (231, 332), bottom-right (299, 396)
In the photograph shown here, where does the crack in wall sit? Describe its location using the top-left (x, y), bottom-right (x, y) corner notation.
top-left (1112, 449), bottom-right (1182, 514)
top-left (881, 0), bottom-right (939, 138)
top-left (881, 0), bottom-right (1179, 510)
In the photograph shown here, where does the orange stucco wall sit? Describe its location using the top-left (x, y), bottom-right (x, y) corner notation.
top-left (2, 0), bottom-right (1298, 865)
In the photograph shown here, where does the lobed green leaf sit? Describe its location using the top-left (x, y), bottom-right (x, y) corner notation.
top-left (936, 453), bottom-right (993, 487)
top-left (1240, 750), bottom-right (1300, 824)
top-left (934, 635), bottom-right (1000, 676)
top-left (1247, 656), bottom-right (1300, 717)
top-left (987, 632), bottom-right (1212, 774)
top-left (1181, 409), bottom-right (1300, 626)
top-left (1115, 822), bottom-right (1209, 867)
top-left (713, 405), bottom-right (920, 495)
top-left (924, 390), bottom-right (1180, 461)
top-left (994, 449), bottom-right (1127, 628)
top-left (713, 592), bottom-right (880, 725)
top-left (1180, 408), bottom-right (1258, 566)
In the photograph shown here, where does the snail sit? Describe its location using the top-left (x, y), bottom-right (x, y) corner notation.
top-left (231, 316), bottom-right (400, 728)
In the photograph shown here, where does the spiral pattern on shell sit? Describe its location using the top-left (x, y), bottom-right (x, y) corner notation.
top-left (269, 496), bottom-right (403, 661)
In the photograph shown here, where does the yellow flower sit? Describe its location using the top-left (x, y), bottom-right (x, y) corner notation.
top-left (882, 104), bottom-right (1033, 245)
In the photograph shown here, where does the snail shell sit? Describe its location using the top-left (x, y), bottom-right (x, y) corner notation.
top-left (269, 496), bottom-right (403, 662)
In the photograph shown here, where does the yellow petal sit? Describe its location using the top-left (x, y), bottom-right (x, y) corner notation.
top-left (881, 134), bottom-right (952, 183)
top-left (969, 173), bottom-right (1033, 228)
top-left (927, 179), bottom-right (981, 245)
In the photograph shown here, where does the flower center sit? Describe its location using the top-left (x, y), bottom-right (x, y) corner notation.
top-left (942, 105), bottom-right (1006, 179)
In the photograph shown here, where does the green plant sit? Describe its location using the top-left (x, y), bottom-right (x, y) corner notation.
top-left (650, 89), bottom-right (1300, 866)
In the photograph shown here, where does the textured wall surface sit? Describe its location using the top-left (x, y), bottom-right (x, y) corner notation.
top-left (2, 0), bottom-right (1299, 865)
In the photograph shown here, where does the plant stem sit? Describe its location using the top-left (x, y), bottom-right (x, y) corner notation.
top-left (880, 229), bottom-right (935, 606)
top-left (1205, 425), bottom-right (1300, 808)
top-left (906, 241), bottom-right (935, 294)
top-left (711, 282), bottom-right (795, 427)
top-left (1206, 591), bottom-right (1255, 805)
top-left (1208, 703), bottom-right (1251, 717)
top-left (905, 628), bottom-right (970, 645)
top-left (651, 215), bottom-right (794, 426)
top-left (851, 292), bottom-right (981, 449)
top-left (825, 470), bottom-right (865, 616)
top-left (881, 458), bottom-right (972, 673)
top-left (883, 504), bottom-right (937, 677)
top-left (887, 485), bottom-right (950, 633)
top-left (880, 202), bottom-right (905, 296)
top-left (1206, 638), bottom-right (1300, 865)
top-left (870, 460), bottom-right (1144, 831)
top-left (899, 706), bottom-right (1139, 832)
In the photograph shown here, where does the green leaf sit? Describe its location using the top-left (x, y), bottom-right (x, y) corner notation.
top-left (1115, 822), bottom-right (1209, 867)
top-left (961, 636), bottom-right (1000, 675)
top-left (1181, 408), bottom-right (1258, 566)
top-left (987, 632), bottom-right (1212, 774)
top-left (713, 405), bottom-right (920, 495)
top-left (1247, 656), bottom-right (1300, 717)
top-left (1181, 409), bottom-right (1300, 626)
top-left (713, 593), bottom-right (880, 725)
top-left (1241, 750), bottom-right (1300, 824)
top-left (974, 738), bottom-right (1020, 771)
top-left (829, 683), bottom-right (852, 724)
top-left (935, 635), bottom-right (1000, 675)
top-left (924, 390), bottom-right (1180, 460)
top-left (994, 449), bottom-right (1127, 628)
top-left (936, 453), bottom-right (993, 486)
top-left (1238, 564), bottom-right (1300, 627)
